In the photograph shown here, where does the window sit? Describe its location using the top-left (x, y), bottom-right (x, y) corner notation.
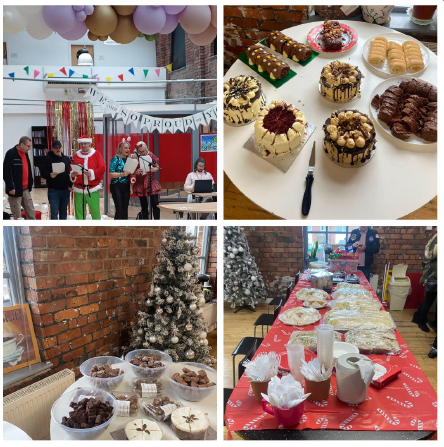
top-left (212, 35), bottom-right (217, 56)
top-left (3, 227), bottom-right (25, 306)
top-left (171, 24), bottom-right (186, 71)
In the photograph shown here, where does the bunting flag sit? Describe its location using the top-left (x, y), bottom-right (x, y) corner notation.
top-left (128, 67), bottom-right (135, 76)
top-left (8, 72), bottom-right (15, 81)
top-left (68, 69), bottom-right (75, 78)
top-left (48, 73), bottom-right (54, 78)
top-left (166, 64), bottom-right (172, 72)
top-left (84, 87), bottom-right (217, 134)
top-left (23, 66), bottom-right (29, 75)
top-left (82, 74), bottom-right (88, 78)
top-left (106, 77), bottom-right (112, 85)
top-left (118, 74), bottom-right (124, 81)
top-left (143, 69), bottom-right (149, 78)
top-left (60, 67), bottom-right (67, 76)
top-left (34, 70), bottom-right (40, 79)
top-left (155, 69), bottom-right (161, 77)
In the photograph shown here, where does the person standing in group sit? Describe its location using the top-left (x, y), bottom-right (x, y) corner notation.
top-left (346, 226), bottom-right (380, 281)
top-left (40, 140), bottom-right (72, 220)
top-left (109, 137), bottom-right (134, 220)
top-left (132, 141), bottom-right (161, 220)
top-left (70, 135), bottom-right (105, 220)
top-left (3, 136), bottom-right (35, 219)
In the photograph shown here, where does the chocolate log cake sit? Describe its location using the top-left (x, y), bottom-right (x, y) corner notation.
top-left (372, 78), bottom-right (437, 142)
top-left (268, 31), bottom-right (312, 62)
top-left (322, 20), bottom-right (343, 51)
top-left (246, 44), bottom-right (290, 80)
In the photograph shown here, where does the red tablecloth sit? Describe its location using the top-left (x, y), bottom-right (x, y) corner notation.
top-left (225, 271), bottom-right (437, 435)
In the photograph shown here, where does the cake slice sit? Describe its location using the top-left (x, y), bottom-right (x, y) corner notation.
top-left (323, 20), bottom-right (343, 51)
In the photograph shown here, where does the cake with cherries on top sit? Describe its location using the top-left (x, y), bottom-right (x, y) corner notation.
top-left (323, 110), bottom-right (376, 166)
top-left (320, 61), bottom-right (362, 102)
top-left (254, 99), bottom-right (306, 158)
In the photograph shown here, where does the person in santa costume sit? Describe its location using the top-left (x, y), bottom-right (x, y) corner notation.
top-left (70, 135), bottom-right (105, 220)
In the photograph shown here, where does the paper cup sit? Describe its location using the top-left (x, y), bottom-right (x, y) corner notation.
top-left (305, 376), bottom-right (331, 401)
top-left (248, 379), bottom-right (270, 403)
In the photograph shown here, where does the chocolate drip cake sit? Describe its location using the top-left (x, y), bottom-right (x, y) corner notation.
top-left (254, 99), bottom-right (306, 158)
top-left (246, 44), bottom-right (290, 80)
top-left (323, 110), bottom-right (376, 166)
top-left (268, 31), bottom-right (312, 62)
top-left (223, 75), bottom-right (266, 126)
top-left (320, 61), bottom-right (362, 103)
top-left (372, 78), bottom-right (437, 142)
top-left (322, 21), bottom-right (343, 51)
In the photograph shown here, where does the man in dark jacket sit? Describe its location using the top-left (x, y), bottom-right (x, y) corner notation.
top-left (40, 140), bottom-right (72, 220)
top-left (3, 136), bottom-right (35, 219)
top-left (346, 226), bottom-right (380, 281)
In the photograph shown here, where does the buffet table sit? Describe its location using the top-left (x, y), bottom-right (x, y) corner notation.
top-left (50, 369), bottom-right (217, 440)
top-left (225, 271), bottom-right (437, 440)
top-left (224, 21), bottom-right (437, 219)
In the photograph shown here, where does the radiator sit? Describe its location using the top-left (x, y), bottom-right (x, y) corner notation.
top-left (3, 369), bottom-right (75, 440)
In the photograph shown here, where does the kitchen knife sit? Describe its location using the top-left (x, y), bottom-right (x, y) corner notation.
top-left (302, 141), bottom-right (315, 216)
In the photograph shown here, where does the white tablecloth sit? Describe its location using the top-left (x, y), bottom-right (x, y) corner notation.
top-left (49, 370), bottom-right (216, 440)
top-left (224, 21), bottom-right (437, 219)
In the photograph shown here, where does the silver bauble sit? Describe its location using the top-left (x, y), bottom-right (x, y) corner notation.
top-left (137, 328), bottom-right (144, 335)
top-left (171, 336), bottom-right (179, 344)
top-left (189, 303), bottom-right (197, 311)
top-left (146, 299), bottom-right (152, 306)
top-left (238, 247), bottom-right (244, 252)
top-left (154, 287), bottom-right (161, 294)
top-left (201, 339), bottom-right (209, 346)
top-left (185, 323), bottom-right (193, 331)
top-left (229, 253), bottom-right (235, 259)
top-left (247, 261), bottom-right (252, 265)
top-left (245, 289), bottom-right (251, 295)
top-left (149, 335), bottom-right (157, 343)
top-left (184, 263), bottom-right (192, 272)
top-left (228, 230), bottom-right (232, 235)
top-left (199, 331), bottom-right (207, 339)
top-left (185, 349), bottom-right (195, 359)
top-left (162, 238), bottom-right (167, 243)
top-left (197, 297), bottom-right (205, 307)
top-left (197, 293), bottom-right (205, 300)
top-left (232, 248), bottom-right (239, 255)
top-left (251, 276), bottom-right (257, 282)
top-left (227, 265), bottom-right (231, 269)
top-left (166, 296), bottom-right (173, 303)
top-left (227, 246), bottom-right (232, 251)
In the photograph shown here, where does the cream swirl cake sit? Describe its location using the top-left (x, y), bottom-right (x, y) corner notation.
top-left (223, 75), bottom-right (266, 126)
top-left (323, 110), bottom-right (376, 166)
top-left (320, 61), bottom-right (362, 102)
top-left (254, 99), bottom-right (305, 158)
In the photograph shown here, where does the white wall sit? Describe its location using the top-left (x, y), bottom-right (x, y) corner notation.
top-left (4, 30), bottom-right (156, 67)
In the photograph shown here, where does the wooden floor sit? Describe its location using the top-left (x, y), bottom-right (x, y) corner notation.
top-left (223, 301), bottom-right (436, 440)
top-left (224, 172), bottom-right (438, 220)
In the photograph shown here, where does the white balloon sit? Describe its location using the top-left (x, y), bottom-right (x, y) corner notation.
top-left (4, 6), bottom-right (26, 34)
top-left (19, 5), bottom-right (42, 15)
top-left (67, 215), bottom-right (76, 220)
top-left (26, 14), bottom-right (53, 40)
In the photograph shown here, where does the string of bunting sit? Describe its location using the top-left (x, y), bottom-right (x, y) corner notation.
top-left (83, 86), bottom-right (217, 134)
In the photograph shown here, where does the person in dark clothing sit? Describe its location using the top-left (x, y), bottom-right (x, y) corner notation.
top-left (412, 234), bottom-right (437, 342)
top-left (40, 140), bottom-right (72, 220)
top-left (3, 136), bottom-right (35, 219)
top-left (346, 226), bottom-right (380, 281)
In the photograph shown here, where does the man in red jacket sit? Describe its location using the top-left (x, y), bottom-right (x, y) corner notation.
top-left (70, 135), bottom-right (105, 220)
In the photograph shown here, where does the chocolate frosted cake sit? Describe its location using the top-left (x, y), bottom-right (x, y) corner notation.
top-left (254, 99), bottom-right (306, 158)
top-left (323, 21), bottom-right (343, 51)
top-left (320, 61), bottom-right (362, 102)
top-left (268, 31), bottom-right (312, 62)
top-left (372, 78), bottom-right (437, 142)
top-left (223, 75), bottom-right (266, 126)
top-left (246, 44), bottom-right (290, 80)
top-left (323, 110), bottom-right (376, 166)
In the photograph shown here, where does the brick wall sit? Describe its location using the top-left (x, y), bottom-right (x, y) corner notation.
top-left (208, 226), bottom-right (217, 298)
top-left (155, 32), bottom-right (216, 102)
top-left (7, 225), bottom-right (217, 395)
top-left (224, 5), bottom-right (309, 71)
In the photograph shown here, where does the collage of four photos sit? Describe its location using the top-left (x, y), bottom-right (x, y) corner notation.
top-left (2, 2), bottom-right (439, 443)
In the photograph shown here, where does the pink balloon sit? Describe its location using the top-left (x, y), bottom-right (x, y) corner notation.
top-left (163, 5), bottom-right (186, 15)
top-left (210, 5), bottom-right (217, 28)
top-left (159, 13), bottom-right (179, 34)
top-left (42, 5), bottom-right (77, 33)
top-left (188, 24), bottom-right (217, 46)
top-left (133, 5), bottom-right (166, 35)
top-left (179, 5), bottom-right (211, 34)
top-left (75, 10), bottom-right (86, 21)
top-left (59, 20), bottom-right (87, 40)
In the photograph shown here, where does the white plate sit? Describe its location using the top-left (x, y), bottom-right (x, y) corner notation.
top-left (369, 77), bottom-right (437, 147)
top-left (362, 33), bottom-right (430, 78)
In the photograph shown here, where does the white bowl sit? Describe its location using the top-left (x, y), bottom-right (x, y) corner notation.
top-left (333, 342), bottom-right (359, 363)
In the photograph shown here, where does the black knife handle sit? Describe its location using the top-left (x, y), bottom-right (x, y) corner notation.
top-left (302, 174), bottom-right (314, 216)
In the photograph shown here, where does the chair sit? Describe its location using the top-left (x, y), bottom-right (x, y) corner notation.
top-left (253, 299), bottom-right (282, 338)
top-left (231, 337), bottom-right (263, 387)
top-left (223, 388), bottom-right (233, 426)
top-left (268, 282), bottom-right (293, 313)
top-left (237, 338), bottom-right (259, 380)
top-left (295, 271), bottom-right (300, 286)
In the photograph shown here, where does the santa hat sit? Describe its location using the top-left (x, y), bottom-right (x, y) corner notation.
top-left (78, 135), bottom-right (92, 143)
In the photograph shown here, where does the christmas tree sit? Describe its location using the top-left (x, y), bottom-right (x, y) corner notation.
top-left (129, 227), bottom-right (215, 367)
top-left (224, 226), bottom-right (267, 309)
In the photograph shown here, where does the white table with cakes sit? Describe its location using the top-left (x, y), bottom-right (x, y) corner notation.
top-left (224, 20), bottom-right (437, 219)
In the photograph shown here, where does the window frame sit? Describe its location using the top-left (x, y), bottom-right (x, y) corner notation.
top-left (3, 227), bottom-right (26, 306)
top-left (171, 24), bottom-right (186, 71)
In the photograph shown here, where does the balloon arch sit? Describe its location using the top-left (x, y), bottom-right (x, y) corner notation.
top-left (4, 5), bottom-right (217, 46)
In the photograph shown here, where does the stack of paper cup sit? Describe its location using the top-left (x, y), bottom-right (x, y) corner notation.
top-left (286, 343), bottom-right (304, 383)
top-left (316, 324), bottom-right (334, 369)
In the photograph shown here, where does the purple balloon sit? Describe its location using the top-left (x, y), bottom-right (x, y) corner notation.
top-left (159, 13), bottom-right (179, 34)
top-left (75, 10), bottom-right (87, 22)
top-left (73, 5), bottom-right (84, 12)
top-left (84, 5), bottom-right (94, 15)
top-left (58, 20), bottom-right (87, 41)
top-left (133, 6), bottom-right (166, 35)
top-left (42, 6), bottom-right (77, 33)
top-left (163, 6), bottom-right (186, 15)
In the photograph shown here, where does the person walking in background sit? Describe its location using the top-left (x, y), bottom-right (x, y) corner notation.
top-left (3, 136), bottom-right (35, 219)
top-left (346, 226), bottom-right (380, 281)
top-left (109, 137), bottom-right (133, 220)
top-left (40, 140), bottom-right (72, 220)
top-left (132, 141), bottom-right (161, 220)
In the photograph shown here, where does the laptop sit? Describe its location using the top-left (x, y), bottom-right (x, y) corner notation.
top-left (194, 179), bottom-right (213, 193)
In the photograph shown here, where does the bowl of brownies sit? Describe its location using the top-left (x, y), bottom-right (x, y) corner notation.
top-left (125, 349), bottom-right (172, 379)
top-left (80, 356), bottom-right (127, 391)
top-left (165, 362), bottom-right (216, 402)
top-left (51, 387), bottom-right (118, 439)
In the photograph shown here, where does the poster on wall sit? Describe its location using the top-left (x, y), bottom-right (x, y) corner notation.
top-left (200, 134), bottom-right (217, 152)
top-left (3, 304), bottom-right (41, 374)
